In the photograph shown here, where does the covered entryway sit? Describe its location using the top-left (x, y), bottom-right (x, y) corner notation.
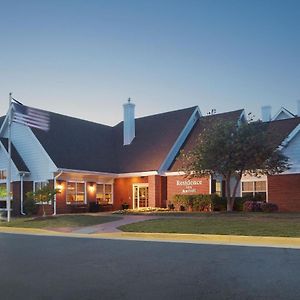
top-left (133, 183), bottom-right (149, 209)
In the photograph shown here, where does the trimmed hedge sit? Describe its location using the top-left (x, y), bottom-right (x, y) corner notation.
top-left (172, 194), bottom-right (212, 212)
top-left (171, 194), bottom-right (277, 212)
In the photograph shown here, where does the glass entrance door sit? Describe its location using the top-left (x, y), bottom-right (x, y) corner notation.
top-left (133, 184), bottom-right (149, 209)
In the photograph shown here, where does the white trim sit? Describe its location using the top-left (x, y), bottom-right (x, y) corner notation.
top-left (132, 183), bottom-right (149, 209)
top-left (116, 171), bottom-right (158, 178)
top-left (66, 180), bottom-right (86, 205)
top-left (272, 107), bottom-right (295, 121)
top-left (158, 107), bottom-right (201, 173)
top-left (0, 142), bottom-right (20, 179)
top-left (280, 123), bottom-right (300, 149)
top-left (163, 171), bottom-right (186, 176)
top-left (58, 168), bottom-right (116, 177)
top-left (0, 107), bottom-right (11, 136)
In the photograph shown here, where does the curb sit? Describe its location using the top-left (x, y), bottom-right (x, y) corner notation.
top-left (0, 227), bottom-right (300, 249)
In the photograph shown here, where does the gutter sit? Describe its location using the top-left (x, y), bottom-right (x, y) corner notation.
top-left (53, 171), bottom-right (63, 216)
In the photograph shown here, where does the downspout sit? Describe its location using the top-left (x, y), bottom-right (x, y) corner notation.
top-left (53, 171), bottom-right (63, 215)
top-left (20, 173), bottom-right (26, 215)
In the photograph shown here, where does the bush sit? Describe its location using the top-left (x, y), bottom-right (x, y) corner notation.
top-left (172, 194), bottom-right (212, 212)
top-left (243, 200), bottom-right (264, 212)
top-left (24, 197), bottom-right (38, 216)
top-left (261, 202), bottom-right (279, 212)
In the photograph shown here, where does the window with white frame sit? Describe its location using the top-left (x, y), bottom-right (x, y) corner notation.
top-left (34, 181), bottom-right (49, 192)
top-left (96, 183), bottom-right (113, 204)
top-left (241, 181), bottom-right (267, 201)
top-left (66, 182), bottom-right (85, 204)
top-left (0, 169), bottom-right (7, 181)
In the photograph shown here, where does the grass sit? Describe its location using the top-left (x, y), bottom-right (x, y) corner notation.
top-left (0, 214), bottom-right (122, 228)
top-left (118, 213), bottom-right (300, 237)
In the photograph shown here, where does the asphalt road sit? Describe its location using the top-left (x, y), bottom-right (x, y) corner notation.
top-left (0, 233), bottom-right (299, 300)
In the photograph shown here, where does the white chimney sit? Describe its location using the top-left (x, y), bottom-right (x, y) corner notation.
top-left (297, 99), bottom-right (300, 117)
top-left (261, 105), bottom-right (272, 122)
top-left (123, 98), bottom-right (135, 145)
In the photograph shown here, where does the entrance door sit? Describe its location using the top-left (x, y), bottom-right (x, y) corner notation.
top-left (133, 184), bottom-right (149, 209)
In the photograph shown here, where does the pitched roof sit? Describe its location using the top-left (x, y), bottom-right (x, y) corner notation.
top-left (0, 138), bottom-right (29, 172)
top-left (169, 109), bottom-right (244, 171)
top-left (113, 106), bottom-right (198, 173)
top-left (265, 117), bottom-right (300, 147)
top-left (0, 116), bottom-right (5, 128)
top-left (31, 106), bottom-right (198, 173)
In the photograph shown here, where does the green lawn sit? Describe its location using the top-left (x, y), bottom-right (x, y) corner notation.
top-left (118, 213), bottom-right (300, 237)
top-left (0, 215), bottom-right (121, 228)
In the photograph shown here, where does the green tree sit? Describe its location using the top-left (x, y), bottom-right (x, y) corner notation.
top-left (180, 118), bottom-right (289, 211)
top-left (0, 185), bottom-right (7, 199)
top-left (26, 184), bottom-right (58, 217)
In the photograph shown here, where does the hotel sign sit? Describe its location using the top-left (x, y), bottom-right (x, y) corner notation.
top-left (176, 180), bottom-right (202, 193)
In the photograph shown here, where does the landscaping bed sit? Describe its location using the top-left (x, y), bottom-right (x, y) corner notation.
top-left (0, 214), bottom-right (122, 228)
top-left (118, 213), bottom-right (300, 237)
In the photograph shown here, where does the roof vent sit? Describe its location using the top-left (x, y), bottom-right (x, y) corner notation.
top-left (123, 98), bottom-right (135, 145)
top-left (297, 99), bottom-right (300, 117)
top-left (261, 105), bottom-right (272, 122)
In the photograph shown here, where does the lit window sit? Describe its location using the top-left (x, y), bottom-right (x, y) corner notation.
top-left (66, 182), bottom-right (85, 204)
top-left (96, 183), bottom-right (113, 204)
top-left (242, 181), bottom-right (266, 200)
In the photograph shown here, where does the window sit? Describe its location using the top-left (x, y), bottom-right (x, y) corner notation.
top-left (0, 170), bottom-right (7, 181)
top-left (242, 181), bottom-right (266, 200)
top-left (66, 182), bottom-right (85, 204)
top-left (34, 181), bottom-right (48, 192)
top-left (96, 183), bottom-right (113, 204)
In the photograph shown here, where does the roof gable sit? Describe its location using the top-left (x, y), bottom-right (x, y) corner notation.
top-left (0, 138), bottom-right (29, 172)
top-left (272, 107), bottom-right (295, 121)
top-left (169, 109), bottom-right (244, 172)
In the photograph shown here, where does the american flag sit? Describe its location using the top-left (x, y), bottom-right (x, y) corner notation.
top-left (12, 101), bottom-right (50, 131)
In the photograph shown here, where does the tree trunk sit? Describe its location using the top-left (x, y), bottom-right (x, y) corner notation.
top-left (225, 174), bottom-right (233, 212)
top-left (42, 204), bottom-right (46, 217)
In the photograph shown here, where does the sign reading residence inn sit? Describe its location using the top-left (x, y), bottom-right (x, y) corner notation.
top-left (176, 179), bottom-right (203, 193)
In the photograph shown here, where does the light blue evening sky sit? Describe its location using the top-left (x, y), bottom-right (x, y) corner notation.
top-left (0, 0), bottom-right (299, 125)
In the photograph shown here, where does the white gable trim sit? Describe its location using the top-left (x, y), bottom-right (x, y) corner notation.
top-left (279, 123), bottom-right (300, 149)
top-left (0, 141), bottom-right (21, 180)
top-left (158, 107), bottom-right (201, 174)
top-left (272, 107), bottom-right (295, 121)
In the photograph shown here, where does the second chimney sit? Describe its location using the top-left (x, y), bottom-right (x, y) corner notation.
top-left (261, 105), bottom-right (272, 122)
top-left (123, 98), bottom-right (135, 145)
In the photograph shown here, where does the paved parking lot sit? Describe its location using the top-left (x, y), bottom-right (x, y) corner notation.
top-left (0, 233), bottom-right (300, 300)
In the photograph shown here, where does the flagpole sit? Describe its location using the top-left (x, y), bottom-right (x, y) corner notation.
top-left (6, 93), bottom-right (12, 222)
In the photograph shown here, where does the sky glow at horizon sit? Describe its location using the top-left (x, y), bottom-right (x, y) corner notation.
top-left (0, 0), bottom-right (299, 125)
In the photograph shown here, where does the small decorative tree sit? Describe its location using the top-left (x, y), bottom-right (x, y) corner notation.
top-left (180, 117), bottom-right (289, 211)
top-left (0, 186), bottom-right (7, 200)
top-left (26, 184), bottom-right (59, 217)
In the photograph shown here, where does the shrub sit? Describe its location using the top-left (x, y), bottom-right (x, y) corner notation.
top-left (243, 200), bottom-right (263, 212)
top-left (211, 194), bottom-right (226, 211)
top-left (23, 197), bottom-right (38, 216)
top-left (173, 194), bottom-right (212, 212)
top-left (261, 202), bottom-right (279, 212)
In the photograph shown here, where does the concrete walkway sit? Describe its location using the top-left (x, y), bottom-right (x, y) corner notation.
top-left (72, 214), bottom-right (159, 234)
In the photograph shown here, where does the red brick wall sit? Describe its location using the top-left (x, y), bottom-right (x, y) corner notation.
top-left (87, 182), bottom-right (96, 203)
top-left (167, 175), bottom-right (210, 204)
top-left (113, 177), bottom-right (148, 210)
top-left (148, 175), bottom-right (167, 207)
top-left (268, 174), bottom-right (300, 212)
top-left (11, 181), bottom-right (33, 216)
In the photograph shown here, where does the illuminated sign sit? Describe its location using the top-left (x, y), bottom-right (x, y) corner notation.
top-left (176, 180), bottom-right (202, 193)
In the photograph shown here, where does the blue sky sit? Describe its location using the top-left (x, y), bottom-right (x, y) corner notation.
top-left (0, 0), bottom-right (299, 125)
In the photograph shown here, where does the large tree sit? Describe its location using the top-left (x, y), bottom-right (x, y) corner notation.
top-left (180, 117), bottom-right (289, 211)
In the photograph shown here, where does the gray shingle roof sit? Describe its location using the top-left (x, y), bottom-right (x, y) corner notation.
top-left (31, 106), bottom-right (198, 173)
top-left (0, 138), bottom-right (30, 172)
